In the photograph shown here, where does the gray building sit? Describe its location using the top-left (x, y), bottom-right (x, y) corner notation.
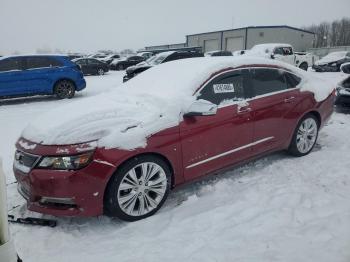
top-left (187, 26), bottom-right (315, 53)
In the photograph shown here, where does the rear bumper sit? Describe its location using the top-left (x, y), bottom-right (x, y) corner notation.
top-left (75, 78), bottom-right (86, 91)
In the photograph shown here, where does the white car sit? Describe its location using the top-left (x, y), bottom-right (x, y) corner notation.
top-left (248, 43), bottom-right (318, 71)
top-left (0, 159), bottom-right (18, 262)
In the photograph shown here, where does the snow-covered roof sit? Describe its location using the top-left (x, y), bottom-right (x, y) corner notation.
top-left (248, 43), bottom-right (292, 57)
top-left (0, 54), bottom-right (67, 61)
top-left (21, 57), bottom-right (335, 149)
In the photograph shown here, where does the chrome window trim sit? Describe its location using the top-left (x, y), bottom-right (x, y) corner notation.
top-left (195, 66), bottom-right (302, 109)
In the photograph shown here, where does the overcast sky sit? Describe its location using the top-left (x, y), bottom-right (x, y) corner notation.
top-left (0, 0), bottom-right (349, 55)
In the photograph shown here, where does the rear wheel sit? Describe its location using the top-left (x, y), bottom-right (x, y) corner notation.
top-left (104, 155), bottom-right (171, 221)
top-left (299, 62), bottom-right (308, 71)
top-left (54, 80), bottom-right (75, 99)
top-left (97, 68), bottom-right (105, 75)
top-left (288, 114), bottom-right (319, 156)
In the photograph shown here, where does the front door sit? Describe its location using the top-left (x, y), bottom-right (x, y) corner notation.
top-left (180, 69), bottom-right (254, 181)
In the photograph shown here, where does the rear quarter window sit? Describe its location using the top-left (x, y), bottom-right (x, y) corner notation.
top-left (285, 72), bottom-right (302, 88)
top-left (26, 57), bottom-right (62, 69)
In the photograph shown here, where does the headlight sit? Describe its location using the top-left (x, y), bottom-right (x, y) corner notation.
top-left (37, 152), bottom-right (94, 170)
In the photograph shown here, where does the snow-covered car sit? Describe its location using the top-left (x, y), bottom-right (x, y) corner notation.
top-left (335, 76), bottom-right (350, 106)
top-left (313, 51), bottom-right (350, 72)
top-left (123, 50), bottom-right (204, 82)
top-left (137, 52), bottom-right (154, 60)
top-left (248, 43), bottom-right (317, 71)
top-left (99, 54), bottom-right (121, 65)
top-left (0, 159), bottom-right (18, 262)
top-left (109, 55), bottom-right (145, 70)
top-left (340, 62), bottom-right (350, 74)
top-left (13, 57), bottom-right (335, 221)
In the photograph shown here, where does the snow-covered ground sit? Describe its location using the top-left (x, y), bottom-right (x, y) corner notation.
top-left (1, 71), bottom-right (350, 262)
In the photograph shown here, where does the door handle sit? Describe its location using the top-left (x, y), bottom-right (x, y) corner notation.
top-left (237, 101), bottom-right (252, 114)
top-left (284, 96), bottom-right (295, 103)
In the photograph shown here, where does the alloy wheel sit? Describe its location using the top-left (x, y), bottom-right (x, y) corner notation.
top-left (117, 162), bottom-right (167, 217)
top-left (296, 118), bottom-right (318, 154)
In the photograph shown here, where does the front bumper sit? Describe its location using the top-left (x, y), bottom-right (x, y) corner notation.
top-left (14, 141), bottom-right (118, 217)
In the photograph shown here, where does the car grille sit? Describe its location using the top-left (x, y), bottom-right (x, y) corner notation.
top-left (14, 150), bottom-right (40, 174)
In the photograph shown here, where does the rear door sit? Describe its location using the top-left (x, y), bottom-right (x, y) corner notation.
top-left (23, 56), bottom-right (62, 93)
top-left (247, 68), bottom-right (302, 154)
top-left (0, 57), bottom-right (27, 96)
top-left (180, 69), bottom-right (254, 181)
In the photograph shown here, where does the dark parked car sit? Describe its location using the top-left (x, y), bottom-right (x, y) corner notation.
top-left (110, 56), bottom-right (145, 70)
top-left (0, 55), bottom-right (86, 99)
top-left (313, 51), bottom-right (350, 72)
top-left (123, 51), bottom-right (204, 82)
top-left (335, 76), bottom-right (350, 106)
top-left (205, 50), bottom-right (233, 57)
top-left (73, 58), bottom-right (109, 76)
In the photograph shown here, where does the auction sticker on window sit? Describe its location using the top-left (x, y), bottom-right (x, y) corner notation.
top-left (213, 83), bottom-right (235, 93)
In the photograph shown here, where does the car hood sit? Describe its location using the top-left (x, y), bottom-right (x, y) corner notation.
top-left (315, 52), bottom-right (347, 66)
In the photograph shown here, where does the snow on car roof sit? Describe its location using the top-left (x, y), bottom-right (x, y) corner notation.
top-left (21, 57), bottom-right (335, 150)
top-left (248, 43), bottom-right (292, 57)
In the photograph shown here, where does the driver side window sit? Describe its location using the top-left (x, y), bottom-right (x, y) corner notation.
top-left (197, 70), bottom-right (246, 105)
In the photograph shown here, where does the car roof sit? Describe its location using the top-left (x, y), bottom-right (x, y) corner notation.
top-left (0, 54), bottom-right (68, 61)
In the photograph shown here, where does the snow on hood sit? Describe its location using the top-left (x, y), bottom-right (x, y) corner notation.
top-left (315, 51), bottom-right (348, 65)
top-left (21, 57), bottom-right (335, 150)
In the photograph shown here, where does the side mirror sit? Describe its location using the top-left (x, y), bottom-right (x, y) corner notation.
top-left (183, 100), bottom-right (218, 117)
top-left (270, 53), bottom-right (275, 59)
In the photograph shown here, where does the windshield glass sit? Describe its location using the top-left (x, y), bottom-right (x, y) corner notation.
top-left (148, 53), bottom-right (169, 66)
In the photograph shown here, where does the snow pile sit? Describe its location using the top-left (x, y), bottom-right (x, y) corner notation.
top-left (21, 57), bottom-right (335, 149)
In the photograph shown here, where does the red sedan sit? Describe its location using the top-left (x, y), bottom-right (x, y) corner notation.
top-left (14, 58), bottom-right (335, 221)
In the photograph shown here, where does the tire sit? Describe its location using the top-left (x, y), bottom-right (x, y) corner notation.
top-left (54, 80), bottom-right (75, 99)
top-left (288, 114), bottom-right (319, 157)
top-left (299, 62), bottom-right (308, 71)
top-left (117, 64), bottom-right (124, 71)
top-left (97, 68), bottom-right (105, 75)
top-left (104, 155), bottom-right (171, 221)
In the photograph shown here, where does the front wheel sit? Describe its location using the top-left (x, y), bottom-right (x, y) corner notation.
top-left (104, 155), bottom-right (171, 221)
top-left (288, 114), bottom-right (319, 157)
top-left (54, 80), bottom-right (75, 99)
top-left (299, 62), bottom-right (308, 71)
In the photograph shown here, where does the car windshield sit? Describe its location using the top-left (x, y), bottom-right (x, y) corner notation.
top-left (148, 53), bottom-right (169, 66)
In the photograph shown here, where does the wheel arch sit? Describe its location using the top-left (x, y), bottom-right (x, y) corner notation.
top-left (104, 151), bottom-right (175, 195)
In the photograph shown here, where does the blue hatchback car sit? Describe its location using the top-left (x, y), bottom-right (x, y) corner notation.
top-left (0, 55), bottom-right (86, 99)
